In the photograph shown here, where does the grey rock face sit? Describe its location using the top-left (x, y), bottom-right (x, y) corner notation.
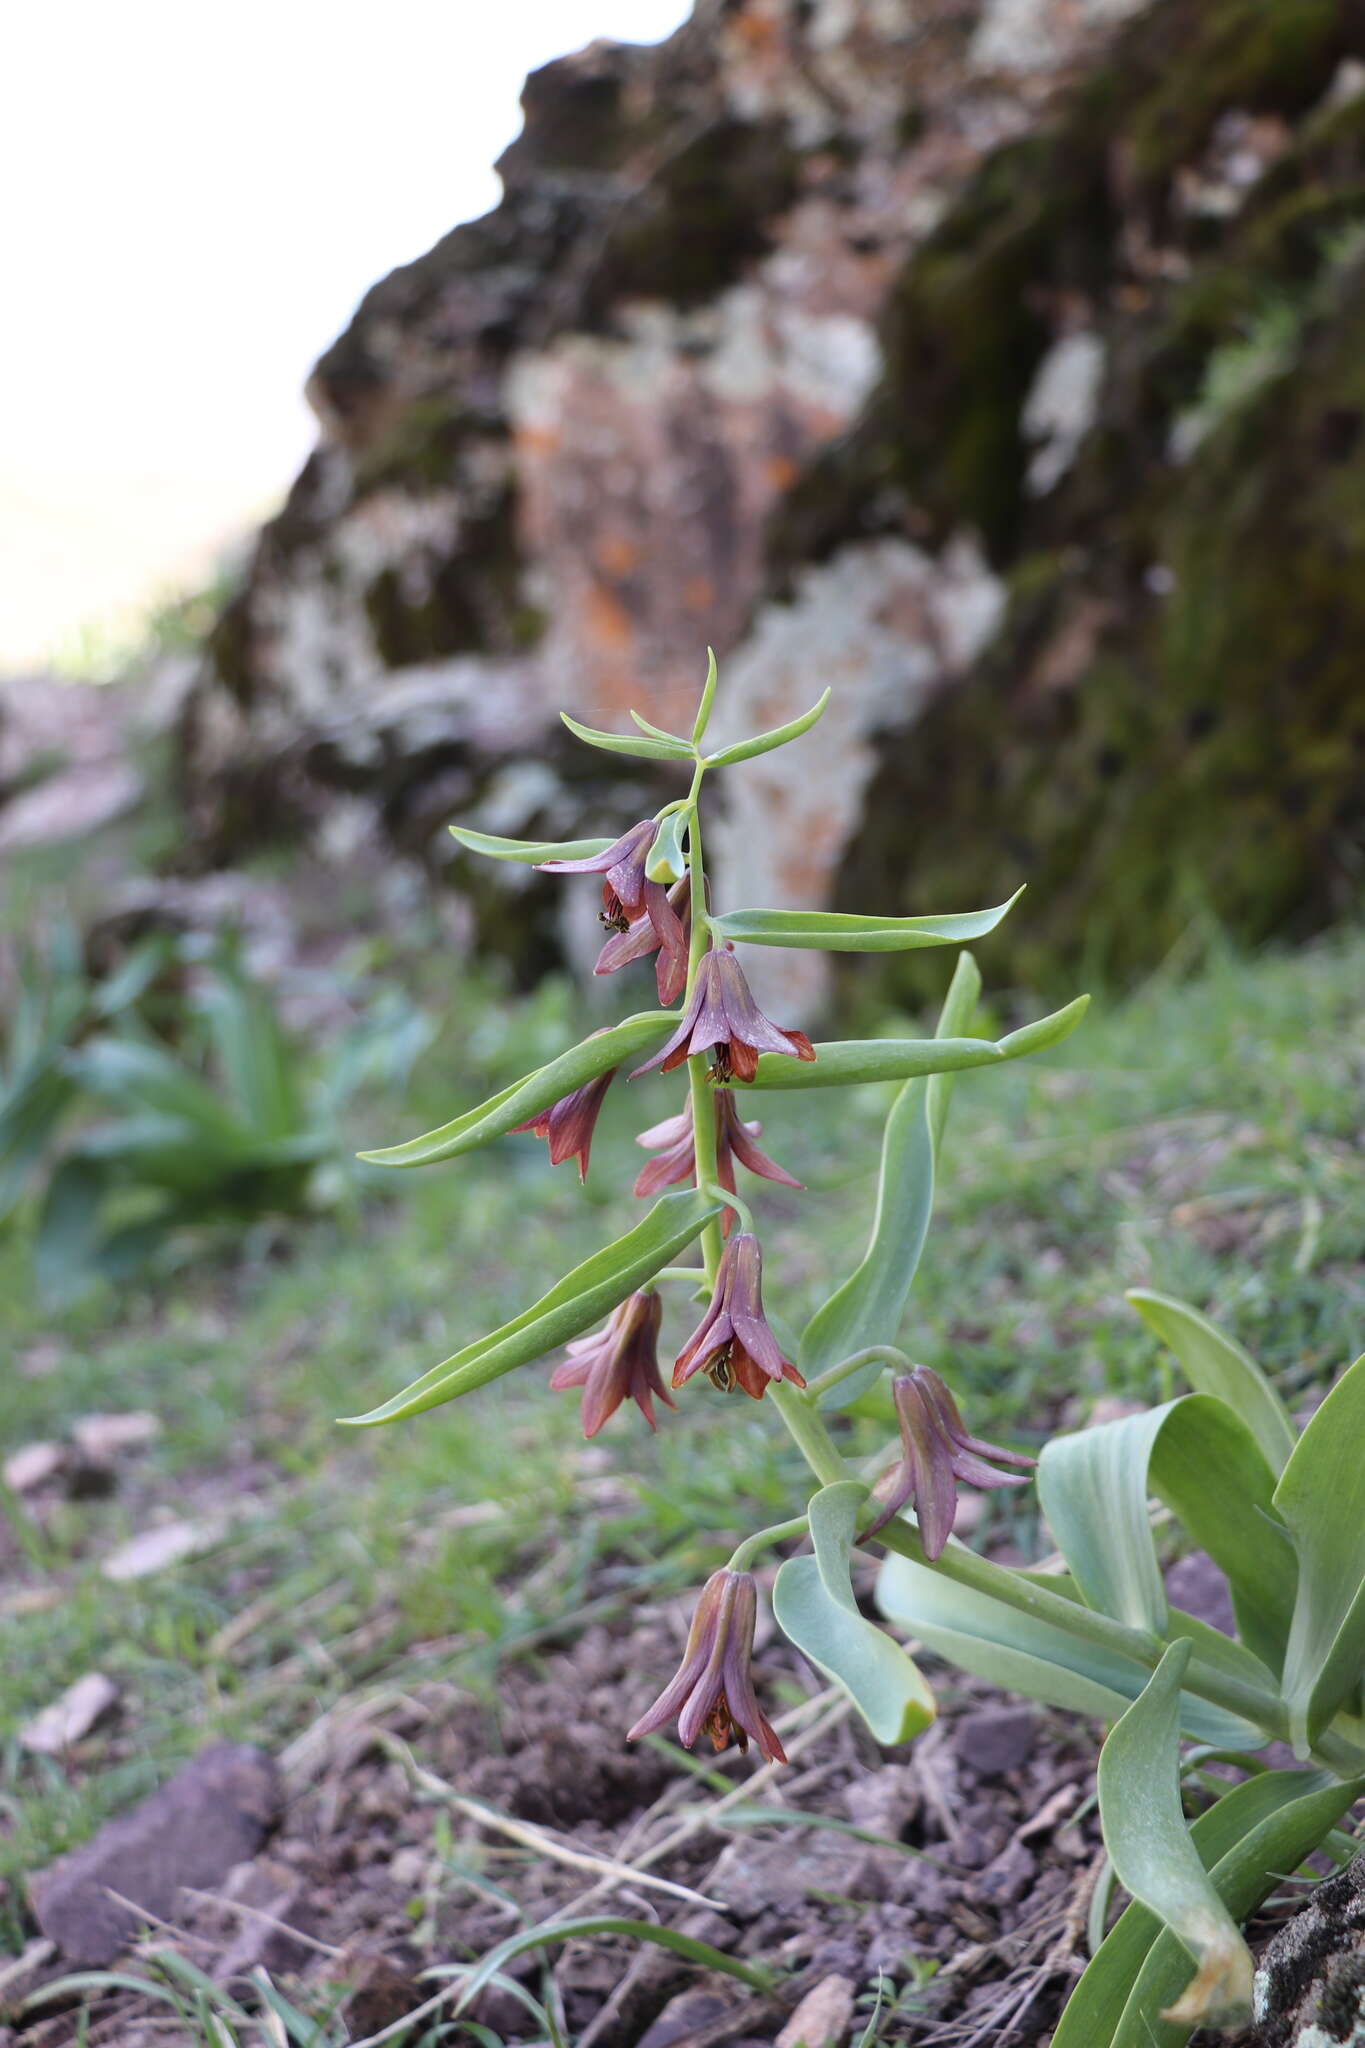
top-left (29, 1743), bottom-right (282, 1966)
top-left (1254, 1853), bottom-right (1365, 2048)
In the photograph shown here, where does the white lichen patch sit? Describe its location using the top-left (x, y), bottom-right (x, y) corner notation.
top-left (1022, 331), bottom-right (1106, 496)
top-left (970, 0), bottom-right (1144, 75)
top-left (708, 535), bottom-right (1005, 1016)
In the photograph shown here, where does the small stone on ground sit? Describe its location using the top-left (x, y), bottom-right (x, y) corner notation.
top-left (30, 1743), bottom-right (281, 1966)
top-left (102, 1516), bottom-right (225, 1582)
top-left (20, 1674), bottom-right (120, 1757)
top-left (776, 1973), bottom-right (856, 2048)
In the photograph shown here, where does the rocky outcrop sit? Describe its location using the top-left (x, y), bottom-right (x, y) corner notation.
top-left (181, 0), bottom-right (1365, 1002)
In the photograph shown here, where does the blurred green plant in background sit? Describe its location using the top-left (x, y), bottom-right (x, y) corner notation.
top-left (0, 924), bottom-right (431, 1305)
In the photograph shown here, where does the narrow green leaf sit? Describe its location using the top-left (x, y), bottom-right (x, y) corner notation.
top-left (645, 808), bottom-right (689, 884)
top-left (629, 708), bottom-right (686, 744)
top-left (1037, 1396), bottom-right (1296, 1672)
top-left (799, 953), bottom-right (980, 1402)
top-left (875, 1551), bottom-right (1262, 1747)
top-left (34, 1157), bottom-right (107, 1306)
top-left (65, 1038), bottom-right (251, 1147)
top-left (692, 646), bottom-right (718, 745)
top-left (1127, 1290), bottom-right (1296, 1476)
top-left (740, 994), bottom-right (1090, 1090)
top-left (710, 892), bottom-right (1023, 953)
top-left (1274, 1351), bottom-right (1365, 1750)
top-left (338, 1189), bottom-right (721, 1426)
top-left (1052, 1767), bottom-right (1364, 2048)
top-left (0, 1059), bottom-right (76, 1218)
top-left (200, 973), bottom-right (302, 1137)
top-left (89, 932), bottom-right (176, 1018)
top-left (1098, 1641), bottom-right (1253, 2028)
top-left (359, 1012), bottom-right (669, 1167)
top-left (449, 1917), bottom-right (773, 2018)
top-left (561, 711), bottom-right (695, 762)
top-left (773, 1483), bottom-right (936, 1743)
top-left (448, 826), bottom-right (614, 865)
top-left (704, 687), bottom-right (831, 767)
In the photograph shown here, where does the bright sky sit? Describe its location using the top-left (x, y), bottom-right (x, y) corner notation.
top-left (1, 0), bottom-right (690, 671)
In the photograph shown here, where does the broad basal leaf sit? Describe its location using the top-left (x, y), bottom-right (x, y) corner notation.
top-left (339, 1188), bottom-right (721, 1426)
top-left (1097, 1641), bottom-right (1252, 2028)
top-left (359, 1012), bottom-right (669, 1168)
top-left (1037, 1396), bottom-right (1296, 1673)
top-left (1052, 1767), bottom-right (1364, 2048)
top-left (876, 1549), bottom-right (1262, 1748)
top-left (1274, 1350), bottom-right (1365, 1751)
top-left (1127, 1289), bottom-right (1296, 1476)
top-left (773, 1483), bottom-right (935, 1743)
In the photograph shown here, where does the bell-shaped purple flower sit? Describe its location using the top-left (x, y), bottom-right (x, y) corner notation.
top-left (549, 1290), bottom-right (675, 1437)
top-left (632, 946), bottom-right (816, 1085)
top-left (539, 819), bottom-right (655, 930)
top-left (627, 1568), bottom-right (787, 1763)
top-left (672, 1232), bottom-right (806, 1400)
top-left (866, 1368), bottom-right (1035, 1557)
top-left (594, 874), bottom-right (691, 1006)
top-left (511, 1066), bottom-right (616, 1183)
top-left (633, 1094), bottom-right (802, 1233)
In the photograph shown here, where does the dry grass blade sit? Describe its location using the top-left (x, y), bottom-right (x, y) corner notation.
top-left (375, 1729), bottom-right (727, 1911)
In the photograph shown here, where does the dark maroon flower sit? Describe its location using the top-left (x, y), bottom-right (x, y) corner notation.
top-left (866, 1368), bottom-right (1035, 1557)
top-left (549, 1290), bottom-right (675, 1437)
top-left (634, 1094), bottom-right (802, 1233)
top-left (672, 1232), bottom-right (806, 1400)
top-left (632, 947), bottom-right (816, 1085)
top-left (539, 819), bottom-right (655, 931)
top-left (512, 1066), bottom-right (616, 1183)
top-left (627, 1568), bottom-right (786, 1762)
top-left (595, 874), bottom-right (691, 1006)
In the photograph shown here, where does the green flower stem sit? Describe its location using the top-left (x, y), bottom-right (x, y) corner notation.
top-left (770, 1379), bottom-right (849, 1487)
top-left (654, 1265), bottom-right (710, 1288)
top-left (704, 1181), bottom-right (753, 1234)
top-left (803, 1345), bottom-right (914, 1399)
top-left (728, 1515), bottom-right (811, 1573)
top-left (682, 766), bottom-right (724, 1285)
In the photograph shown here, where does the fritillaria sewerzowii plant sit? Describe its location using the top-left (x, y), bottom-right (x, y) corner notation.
top-left (348, 657), bottom-right (1365, 2039)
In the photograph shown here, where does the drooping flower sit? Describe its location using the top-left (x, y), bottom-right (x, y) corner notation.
top-left (632, 946), bottom-right (816, 1084)
top-left (539, 820), bottom-right (656, 931)
top-left (866, 1368), bottom-right (1035, 1557)
top-left (595, 874), bottom-right (691, 1006)
top-left (633, 1094), bottom-right (802, 1232)
top-left (627, 1567), bottom-right (787, 1762)
top-left (672, 1232), bottom-right (806, 1400)
top-left (549, 1290), bottom-right (674, 1436)
top-left (512, 1066), bottom-right (616, 1183)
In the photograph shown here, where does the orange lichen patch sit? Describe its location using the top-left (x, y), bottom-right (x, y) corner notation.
top-left (764, 454), bottom-right (800, 493)
top-left (683, 575), bottom-right (715, 612)
top-left (514, 424), bottom-right (562, 460)
top-left (583, 581), bottom-right (637, 656)
top-left (731, 8), bottom-right (780, 53)
top-left (597, 534), bottom-right (642, 578)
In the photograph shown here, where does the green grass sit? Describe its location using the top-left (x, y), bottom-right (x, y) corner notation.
top-left (2, 923), bottom-right (1363, 1914)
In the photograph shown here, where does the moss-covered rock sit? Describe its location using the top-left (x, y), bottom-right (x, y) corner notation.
top-left (822, 0), bottom-right (1365, 998)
